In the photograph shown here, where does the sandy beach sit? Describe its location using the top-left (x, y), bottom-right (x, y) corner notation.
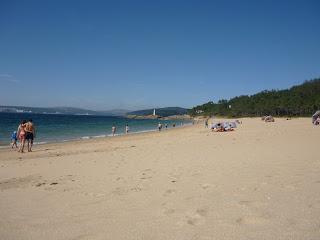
top-left (0, 118), bottom-right (319, 240)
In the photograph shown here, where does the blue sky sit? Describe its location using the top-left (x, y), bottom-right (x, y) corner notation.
top-left (0, 0), bottom-right (319, 110)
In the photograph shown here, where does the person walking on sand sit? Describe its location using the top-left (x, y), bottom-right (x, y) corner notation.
top-left (112, 125), bottom-right (116, 136)
top-left (205, 118), bottom-right (209, 128)
top-left (17, 120), bottom-right (27, 153)
top-left (11, 131), bottom-right (18, 148)
top-left (125, 124), bottom-right (129, 134)
top-left (25, 119), bottom-right (36, 152)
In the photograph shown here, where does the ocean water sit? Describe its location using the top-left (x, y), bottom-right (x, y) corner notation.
top-left (0, 113), bottom-right (191, 146)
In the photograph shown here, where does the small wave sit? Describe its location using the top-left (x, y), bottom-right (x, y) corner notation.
top-left (92, 135), bottom-right (106, 138)
top-left (133, 129), bottom-right (157, 134)
top-left (0, 145), bottom-right (9, 149)
top-left (34, 141), bottom-right (48, 145)
top-left (81, 136), bottom-right (91, 140)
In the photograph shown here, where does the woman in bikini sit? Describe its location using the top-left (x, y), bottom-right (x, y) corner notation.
top-left (17, 120), bottom-right (27, 153)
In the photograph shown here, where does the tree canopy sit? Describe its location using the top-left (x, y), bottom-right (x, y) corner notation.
top-left (189, 78), bottom-right (320, 117)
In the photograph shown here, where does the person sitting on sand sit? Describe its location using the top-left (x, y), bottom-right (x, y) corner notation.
top-left (264, 115), bottom-right (275, 122)
top-left (211, 122), bottom-right (234, 132)
top-left (212, 123), bottom-right (224, 132)
top-left (17, 120), bottom-right (27, 153)
top-left (11, 131), bottom-right (18, 149)
top-left (223, 123), bottom-right (233, 131)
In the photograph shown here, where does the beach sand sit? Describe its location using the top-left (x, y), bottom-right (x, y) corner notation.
top-left (0, 118), bottom-right (319, 240)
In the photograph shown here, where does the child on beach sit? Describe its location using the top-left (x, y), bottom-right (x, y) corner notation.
top-left (11, 131), bottom-right (18, 148)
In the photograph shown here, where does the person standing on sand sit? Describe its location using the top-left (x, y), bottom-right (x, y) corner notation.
top-left (11, 131), bottom-right (18, 148)
top-left (25, 119), bottom-right (36, 152)
top-left (112, 125), bottom-right (116, 136)
top-left (17, 120), bottom-right (27, 153)
top-left (205, 118), bottom-right (209, 128)
top-left (165, 123), bottom-right (168, 129)
top-left (125, 124), bottom-right (129, 134)
top-left (158, 122), bottom-right (162, 131)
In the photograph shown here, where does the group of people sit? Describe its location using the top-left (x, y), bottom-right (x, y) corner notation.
top-left (157, 123), bottom-right (168, 131)
top-left (111, 124), bottom-right (129, 136)
top-left (313, 116), bottom-right (320, 125)
top-left (262, 115), bottom-right (275, 122)
top-left (111, 122), bottom-right (173, 136)
top-left (11, 119), bottom-right (36, 153)
top-left (205, 118), bottom-right (239, 132)
top-left (312, 111), bottom-right (320, 125)
top-left (211, 122), bottom-right (237, 132)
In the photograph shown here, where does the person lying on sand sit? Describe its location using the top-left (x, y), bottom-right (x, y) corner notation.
top-left (211, 122), bottom-right (235, 132)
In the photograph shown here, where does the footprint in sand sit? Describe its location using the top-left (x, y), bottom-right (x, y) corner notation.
top-left (112, 187), bottom-right (128, 196)
top-left (163, 189), bottom-right (176, 197)
top-left (130, 185), bottom-right (143, 192)
top-left (0, 175), bottom-right (41, 190)
top-left (179, 207), bottom-right (209, 226)
top-left (162, 208), bottom-right (175, 216)
top-left (168, 170), bottom-right (182, 183)
top-left (237, 200), bottom-right (268, 209)
top-left (200, 183), bottom-right (213, 190)
top-left (140, 169), bottom-right (154, 180)
top-left (236, 215), bottom-right (270, 225)
top-left (238, 200), bottom-right (251, 206)
top-left (35, 182), bottom-right (46, 187)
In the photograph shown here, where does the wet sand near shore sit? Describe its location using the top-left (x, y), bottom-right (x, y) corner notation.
top-left (0, 118), bottom-right (319, 240)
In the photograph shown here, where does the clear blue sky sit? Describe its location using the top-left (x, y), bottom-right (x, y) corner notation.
top-left (0, 0), bottom-right (319, 110)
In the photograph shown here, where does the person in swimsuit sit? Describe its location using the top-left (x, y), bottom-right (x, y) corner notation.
top-left (17, 120), bottom-right (27, 153)
top-left (205, 119), bottom-right (208, 128)
top-left (11, 131), bottom-right (18, 148)
top-left (125, 124), bottom-right (129, 134)
top-left (112, 125), bottom-right (116, 136)
top-left (25, 119), bottom-right (36, 152)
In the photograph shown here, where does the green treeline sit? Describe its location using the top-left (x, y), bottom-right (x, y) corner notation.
top-left (189, 78), bottom-right (320, 117)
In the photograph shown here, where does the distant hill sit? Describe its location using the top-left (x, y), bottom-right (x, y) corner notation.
top-left (189, 78), bottom-right (320, 117)
top-left (128, 107), bottom-right (189, 117)
top-left (0, 106), bottom-right (129, 116)
top-left (99, 109), bottom-right (129, 116)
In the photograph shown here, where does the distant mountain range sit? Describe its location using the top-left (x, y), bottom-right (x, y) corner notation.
top-left (0, 106), bottom-right (129, 116)
top-left (128, 107), bottom-right (189, 117)
top-left (0, 106), bottom-right (189, 117)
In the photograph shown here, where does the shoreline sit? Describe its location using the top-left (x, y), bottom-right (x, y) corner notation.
top-left (0, 121), bottom-right (194, 149)
top-left (0, 121), bottom-right (195, 151)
